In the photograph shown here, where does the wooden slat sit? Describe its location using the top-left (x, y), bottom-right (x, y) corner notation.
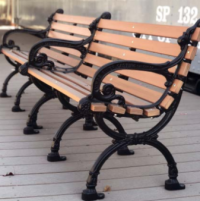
top-left (28, 68), bottom-right (85, 102)
top-left (39, 48), bottom-right (79, 67)
top-left (1, 48), bottom-right (27, 64)
top-left (51, 22), bottom-right (90, 37)
top-left (53, 13), bottom-right (94, 25)
top-left (108, 104), bottom-right (126, 114)
top-left (185, 46), bottom-right (197, 60)
top-left (144, 108), bottom-right (160, 117)
top-left (126, 107), bottom-right (143, 115)
top-left (94, 31), bottom-right (180, 57)
top-left (48, 30), bottom-right (83, 41)
top-left (41, 70), bottom-right (89, 96)
top-left (89, 42), bottom-right (170, 64)
top-left (178, 62), bottom-right (191, 77)
top-left (98, 19), bottom-right (200, 41)
top-left (90, 103), bottom-right (107, 112)
top-left (12, 50), bottom-right (28, 60)
top-left (170, 79), bottom-right (184, 94)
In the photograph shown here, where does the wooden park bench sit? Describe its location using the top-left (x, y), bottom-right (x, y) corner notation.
top-left (7, 9), bottom-right (200, 200)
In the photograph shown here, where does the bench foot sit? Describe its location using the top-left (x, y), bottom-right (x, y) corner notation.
top-left (12, 105), bottom-right (26, 112)
top-left (117, 146), bottom-right (134, 155)
top-left (23, 126), bottom-right (40, 135)
top-left (82, 189), bottom-right (105, 201)
top-left (47, 152), bottom-right (66, 162)
top-left (165, 179), bottom-right (185, 191)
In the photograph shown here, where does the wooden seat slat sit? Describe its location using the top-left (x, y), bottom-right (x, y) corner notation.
top-left (1, 48), bottom-right (27, 64)
top-left (144, 108), bottom-right (160, 117)
top-left (41, 70), bottom-right (90, 96)
top-left (53, 13), bottom-right (94, 25)
top-left (39, 48), bottom-right (80, 67)
top-left (91, 103), bottom-right (107, 112)
top-left (108, 104), bottom-right (126, 114)
top-left (126, 107), bottom-right (143, 115)
top-left (94, 31), bottom-right (180, 57)
top-left (97, 19), bottom-right (200, 41)
top-left (12, 50), bottom-right (28, 60)
top-left (28, 68), bottom-right (85, 102)
top-left (51, 22), bottom-right (90, 37)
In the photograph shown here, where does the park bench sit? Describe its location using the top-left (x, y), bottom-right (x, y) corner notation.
top-left (0, 9), bottom-right (96, 114)
top-left (7, 10), bottom-right (200, 200)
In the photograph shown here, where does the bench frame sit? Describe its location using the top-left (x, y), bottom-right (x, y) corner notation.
top-left (19, 10), bottom-right (200, 200)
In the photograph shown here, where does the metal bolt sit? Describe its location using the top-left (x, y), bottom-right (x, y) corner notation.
top-left (173, 84), bottom-right (176, 87)
top-left (123, 53), bottom-right (125, 56)
top-left (187, 51), bottom-right (190, 54)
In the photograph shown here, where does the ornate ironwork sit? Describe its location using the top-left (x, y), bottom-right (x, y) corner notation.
top-left (178, 19), bottom-right (200, 50)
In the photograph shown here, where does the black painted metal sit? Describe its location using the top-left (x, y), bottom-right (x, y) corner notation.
top-left (12, 79), bottom-right (32, 112)
top-left (23, 93), bottom-right (56, 135)
top-left (0, 65), bottom-right (19, 97)
top-left (103, 114), bottom-right (134, 155)
top-left (47, 113), bottom-right (84, 162)
top-left (56, 91), bottom-right (78, 113)
top-left (83, 114), bottom-right (98, 131)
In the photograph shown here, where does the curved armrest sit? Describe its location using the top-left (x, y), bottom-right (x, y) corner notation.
top-left (90, 46), bottom-right (188, 106)
top-left (27, 35), bottom-right (94, 71)
top-left (1, 28), bottom-right (48, 50)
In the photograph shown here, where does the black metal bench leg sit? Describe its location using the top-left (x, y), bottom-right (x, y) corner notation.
top-left (82, 141), bottom-right (128, 201)
top-left (103, 114), bottom-right (134, 156)
top-left (23, 93), bottom-right (56, 135)
top-left (0, 68), bottom-right (18, 97)
top-left (12, 79), bottom-right (32, 112)
top-left (47, 113), bottom-right (84, 162)
top-left (147, 139), bottom-right (185, 191)
top-left (83, 114), bottom-right (98, 131)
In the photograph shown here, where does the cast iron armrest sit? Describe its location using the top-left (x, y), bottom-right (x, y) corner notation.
top-left (1, 27), bottom-right (48, 51)
top-left (19, 34), bottom-right (94, 76)
top-left (28, 34), bottom-right (93, 67)
top-left (90, 46), bottom-right (187, 108)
